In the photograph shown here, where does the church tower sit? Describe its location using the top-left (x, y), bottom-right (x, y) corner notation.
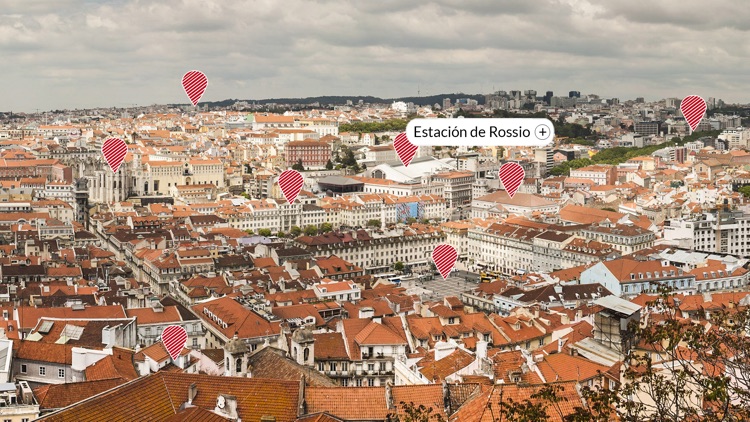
top-left (290, 327), bottom-right (314, 367)
top-left (223, 333), bottom-right (249, 377)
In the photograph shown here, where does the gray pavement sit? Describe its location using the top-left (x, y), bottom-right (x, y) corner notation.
top-left (402, 273), bottom-right (479, 301)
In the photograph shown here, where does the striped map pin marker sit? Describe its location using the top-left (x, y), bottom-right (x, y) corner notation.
top-left (432, 243), bottom-right (458, 280)
top-left (279, 169), bottom-right (304, 204)
top-left (101, 137), bottom-right (128, 173)
top-left (680, 95), bottom-right (707, 132)
top-left (161, 325), bottom-right (187, 361)
top-left (394, 132), bottom-right (418, 167)
top-left (499, 162), bottom-right (525, 198)
top-left (182, 70), bottom-right (208, 106)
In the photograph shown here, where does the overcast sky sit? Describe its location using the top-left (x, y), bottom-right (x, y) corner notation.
top-left (2, 0), bottom-right (749, 112)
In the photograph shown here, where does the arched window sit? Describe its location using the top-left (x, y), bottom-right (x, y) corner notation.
top-left (235, 358), bottom-right (242, 374)
top-left (293, 347), bottom-right (297, 359)
top-left (303, 347), bottom-right (310, 362)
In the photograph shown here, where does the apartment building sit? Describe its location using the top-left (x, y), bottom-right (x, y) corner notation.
top-left (664, 211), bottom-right (750, 256)
top-left (468, 222), bottom-right (592, 276)
top-left (578, 258), bottom-right (695, 297)
top-left (579, 221), bottom-right (656, 255)
top-left (432, 171), bottom-right (475, 209)
top-left (294, 226), bottom-right (446, 274)
top-left (569, 165), bottom-right (617, 186)
top-left (285, 140), bottom-right (332, 169)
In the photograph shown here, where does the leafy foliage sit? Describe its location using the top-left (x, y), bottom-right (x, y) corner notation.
top-left (339, 118), bottom-right (412, 134)
top-left (257, 228), bottom-right (272, 237)
top-left (388, 401), bottom-right (446, 422)
top-left (505, 286), bottom-right (750, 421)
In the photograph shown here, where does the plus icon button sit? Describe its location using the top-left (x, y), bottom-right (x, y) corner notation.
top-left (535, 124), bottom-right (551, 141)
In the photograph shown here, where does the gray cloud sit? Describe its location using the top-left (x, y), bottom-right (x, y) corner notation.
top-left (1, 0), bottom-right (749, 111)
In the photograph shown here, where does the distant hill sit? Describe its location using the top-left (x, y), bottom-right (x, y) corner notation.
top-left (195, 93), bottom-right (486, 108)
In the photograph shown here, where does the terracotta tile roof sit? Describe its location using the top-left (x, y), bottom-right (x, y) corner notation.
top-left (15, 341), bottom-right (76, 364)
top-left (163, 406), bottom-right (230, 421)
top-left (16, 304), bottom-right (126, 330)
top-left (34, 378), bottom-right (126, 410)
top-left (125, 306), bottom-right (182, 325)
top-left (418, 348), bottom-right (474, 382)
top-left (537, 352), bottom-right (609, 383)
top-left (247, 347), bottom-right (336, 387)
top-left (84, 347), bottom-right (139, 381)
top-left (353, 321), bottom-right (407, 346)
top-left (391, 385), bottom-right (446, 419)
top-left (449, 381), bottom-right (584, 422)
top-left (138, 341), bottom-right (173, 364)
top-left (305, 386), bottom-right (387, 420)
top-left (312, 333), bottom-right (349, 360)
top-left (191, 296), bottom-right (281, 341)
top-left (296, 412), bottom-right (345, 422)
top-left (36, 372), bottom-right (301, 422)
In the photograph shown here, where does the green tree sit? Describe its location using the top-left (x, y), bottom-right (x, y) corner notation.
top-left (387, 401), bottom-right (445, 422)
top-left (276, 231), bottom-right (286, 238)
top-left (325, 159), bottom-right (334, 170)
top-left (367, 219), bottom-right (381, 228)
top-left (245, 229), bottom-right (254, 235)
top-left (258, 228), bottom-right (272, 237)
top-left (393, 261), bottom-right (404, 272)
top-left (290, 226), bottom-right (302, 237)
top-left (517, 286), bottom-right (750, 422)
top-left (304, 225), bottom-right (318, 236)
top-left (739, 185), bottom-right (750, 198)
top-left (320, 222), bottom-right (333, 233)
top-left (406, 217), bottom-right (417, 224)
top-left (340, 147), bottom-right (357, 167)
top-left (291, 158), bottom-right (304, 171)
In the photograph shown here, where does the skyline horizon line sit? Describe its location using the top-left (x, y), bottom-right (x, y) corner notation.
top-left (1, 91), bottom-right (740, 115)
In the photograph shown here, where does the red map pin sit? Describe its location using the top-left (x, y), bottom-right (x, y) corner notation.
top-left (101, 137), bottom-right (128, 173)
top-left (394, 132), bottom-right (418, 167)
top-left (432, 243), bottom-right (458, 280)
top-left (499, 162), bottom-right (525, 198)
top-left (182, 70), bottom-right (208, 106)
top-left (279, 169), bottom-right (304, 204)
top-left (161, 325), bottom-right (187, 361)
top-left (681, 95), bottom-right (707, 132)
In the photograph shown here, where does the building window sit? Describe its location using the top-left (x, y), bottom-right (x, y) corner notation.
top-left (20, 364), bottom-right (26, 373)
top-left (356, 378), bottom-right (363, 387)
top-left (58, 369), bottom-right (65, 378)
top-left (368, 378), bottom-right (375, 386)
top-left (39, 366), bottom-right (46, 376)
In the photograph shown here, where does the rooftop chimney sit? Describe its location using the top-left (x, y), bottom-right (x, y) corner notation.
top-left (188, 383), bottom-right (197, 404)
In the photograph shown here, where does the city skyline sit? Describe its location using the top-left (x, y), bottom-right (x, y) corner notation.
top-left (3, 0), bottom-right (750, 111)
